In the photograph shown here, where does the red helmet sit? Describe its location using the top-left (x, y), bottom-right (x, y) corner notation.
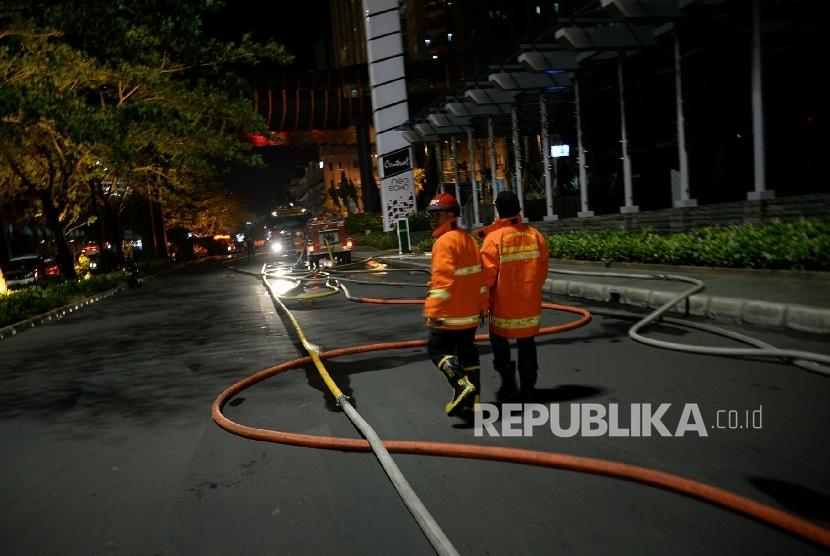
top-left (426, 193), bottom-right (460, 215)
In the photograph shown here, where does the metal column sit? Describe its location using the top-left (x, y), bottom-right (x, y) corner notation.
top-left (576, 77), bottom-right (593, 218)
top-left (673, 31), bottom-right (696, 208)
top-left (489, 118), bottom-right (498, 200)
top-left (467, 128), bottom-right (481, 227)
top-left (511, 107), bottom-right (525, 217)
top-left (451, 136), bottom-right (463, 226)
top-left (541, 92), bottom-right (557, 221)
top-left (748, 0), bottom-right (774, 200)
top-left (618, 53), bottom-right (638, 213)
top-left (437, 140), bottom-right (445, 193)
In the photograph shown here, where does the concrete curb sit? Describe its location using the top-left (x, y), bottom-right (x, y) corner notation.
top-left (0, 285), bottom-right (127, 340)
top-left (542, 279), bottom-right (830, 334)
top-left (0, 262), bottom-right (187, 341)
top-left (376, 255), bottom-right (830, 335)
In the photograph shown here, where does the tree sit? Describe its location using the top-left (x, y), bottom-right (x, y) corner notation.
top-left (338, 171), bottom-right (355, 214)
top-left (165, 187), bottom-right (252, 238)
top-left (305, 184), bottom-right (326, 217)
top-left (0, 1), bottom-right (293, 270)
top-left (328, 185), bottom-right (342, 209)
top-left (347, 179), bottom-right (362, 212)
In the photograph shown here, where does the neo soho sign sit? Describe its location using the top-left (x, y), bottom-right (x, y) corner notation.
top-left (388, 176), bottom-right (411, 191)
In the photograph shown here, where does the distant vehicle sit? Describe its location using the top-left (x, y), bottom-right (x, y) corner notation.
top-left (77, 245), bottom-right (103, 272)
top-left (306, 218), bottom-right (353, 267)
top-left (267, 234), bottom-right (298, 259)
top-left (1, 254), bottom-right (60, 286)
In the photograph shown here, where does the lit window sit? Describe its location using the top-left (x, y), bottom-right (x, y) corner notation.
top-left (447, 32), bottom-right (453, 41)
top-left (425, 38), bottom-right (431, 46)
top-left (536, 5), bottom-right (540, 14)
top-left (554, 3), bottom-right (559, 11)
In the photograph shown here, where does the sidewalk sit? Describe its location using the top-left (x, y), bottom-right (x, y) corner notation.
top-left (373, 251), bottom-right (830, 335)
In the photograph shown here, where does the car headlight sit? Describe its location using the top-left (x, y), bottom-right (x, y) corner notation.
top-left (271, 243), bottom-right (282, 253)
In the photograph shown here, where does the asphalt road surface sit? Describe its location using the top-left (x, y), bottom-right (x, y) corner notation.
top-left (1, 253), bottom-right (829, 555)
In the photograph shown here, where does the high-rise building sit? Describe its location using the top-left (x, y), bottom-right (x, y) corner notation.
top-left (331, 0), bottom-right (561, 66)
top-left (402, 0), bottom-right (561, 61)
top-left (330, 0), bottom-right (368, 67)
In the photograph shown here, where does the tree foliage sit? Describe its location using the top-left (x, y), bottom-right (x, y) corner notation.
top-left (0, 0), bottom-right (293, 270)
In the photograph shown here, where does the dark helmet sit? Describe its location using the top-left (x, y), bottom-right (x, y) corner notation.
top-left (426, 193), bottom-right (460, 215)
top-left (495, 190), bottom-right (521, 218)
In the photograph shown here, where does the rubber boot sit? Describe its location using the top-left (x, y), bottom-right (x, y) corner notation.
top-left (518, 369), bottom-right (537, 403)
top-left (437, 356), bottom-right (477, 417)
top-left (495, 361), bottom-right (517, 402)
top-left (463, 367), bottom-right (481, 410)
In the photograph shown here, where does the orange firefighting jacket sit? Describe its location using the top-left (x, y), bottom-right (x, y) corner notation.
top-left (424, 217), bottom-right (488, 330)
top-left (477, 214), bottom-right (549, 338)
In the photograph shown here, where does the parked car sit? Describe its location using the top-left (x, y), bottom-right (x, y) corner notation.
top-left (1, 254), bottom-right (60, 287)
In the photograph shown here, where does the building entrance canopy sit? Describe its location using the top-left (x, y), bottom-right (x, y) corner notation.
top-left (397, 0), bottom-right (827, 220)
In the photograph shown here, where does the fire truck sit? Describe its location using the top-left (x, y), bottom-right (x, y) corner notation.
top-left (306, 218), bottom-right (353, 267)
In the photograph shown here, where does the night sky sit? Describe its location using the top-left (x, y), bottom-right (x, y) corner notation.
top-left (203, 0), bottom-right (333, 215)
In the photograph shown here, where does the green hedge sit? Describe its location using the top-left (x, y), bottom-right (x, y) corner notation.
top-left (352, 232), bottom-right (401, 250)
top-left (0, 271), bottom-right (127, 328)
top-left (0, 259), bottom-right (178, 329)
top-left (417, 219), bottom-right (830, 271)
top-left (347, 211), bottom-right (432, 250)
top-left (415, 238), bottom-right (437, 251)
top-left (346, 211), bottom-right (432, 235)
top-left (546, 219), bottom-right (830, 270)
top-left (344, 212), bottom-right (385, 235)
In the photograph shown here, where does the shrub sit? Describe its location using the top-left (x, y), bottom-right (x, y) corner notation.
top-left (352, 232), bottom-right (400, 250)
top-left (345, 212), bottom-right (384, 235)
top-left (416, 238), bottom-right (436, 252)
top-left (416, 218), bottom-right (829, 271)
top-left (348, 211), bottom-right (434, 251)
top-left (407, 212), bottom-right (432, 232)
top-left (544, 219), bottom-right (830, 271)
top-left (346, 211), bottom-right (432, 235)
top-left (0, 271), bottom-right (127, 328)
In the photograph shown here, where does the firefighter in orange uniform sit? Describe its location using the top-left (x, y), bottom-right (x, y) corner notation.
top-left (477, 190), bottom-right (549, 402)
top-left (293, 230), bottom-right (305, 252)
top-left (424, 193), bottom-right (488, 417)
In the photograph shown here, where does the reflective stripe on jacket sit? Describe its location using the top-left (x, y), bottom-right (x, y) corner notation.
top-left (424, 217), bottom-right (488, 330)
top-left (478, 214), bottom-right (549, 338)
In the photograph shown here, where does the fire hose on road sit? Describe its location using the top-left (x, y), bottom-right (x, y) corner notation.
top-left (213, 256), bottom-right (830, 553)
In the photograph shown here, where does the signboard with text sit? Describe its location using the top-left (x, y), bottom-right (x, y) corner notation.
top-left (550, 144), bottom-right (571, 158)
top-left (380, 148), bottom-right (416, 232)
